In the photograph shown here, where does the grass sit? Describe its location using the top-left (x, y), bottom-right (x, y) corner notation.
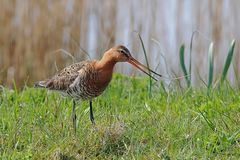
top-left (0, 74), bottom-right (240, 159)
top-left (137, 32), bottom-right (153, 98)
top-left (207, 42), bottom-right (214, 91)
top-left (2, 1), bottom-right (240, 88)
top-left (179, 44), bottom-right (191, 87)
top-left (221, 40), bottom-right (236, 84)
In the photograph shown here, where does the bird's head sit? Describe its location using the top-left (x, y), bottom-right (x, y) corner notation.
top-left (104, 45), bottom-right (162, 80)
top-left (108, 45), bottom-right (131, 62)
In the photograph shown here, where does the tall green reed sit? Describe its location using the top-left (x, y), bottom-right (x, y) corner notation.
top-left (179, 44), bottom-right (191, 87)
top-left (207, 42), bottom-right (214, 91)
top-left (137, 34), bottom-right (152, 97)
top-left (220, 40), bottom-right (236, 84)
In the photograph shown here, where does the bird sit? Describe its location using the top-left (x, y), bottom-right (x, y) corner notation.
top-left (34, 45), bottom-right (161, 133)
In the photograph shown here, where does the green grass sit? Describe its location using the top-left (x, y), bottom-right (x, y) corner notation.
top-left (221, 40), bottom-right (236, 84)
top-left (0, 74), bottom-right (240, 159)
top-left (207, 42), bottom-right (214, 91)
top-left (179, 44), bottom-right (191, 87)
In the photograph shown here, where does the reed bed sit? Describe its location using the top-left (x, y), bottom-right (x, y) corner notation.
top-left (0, 0), bottom-right (240, 88)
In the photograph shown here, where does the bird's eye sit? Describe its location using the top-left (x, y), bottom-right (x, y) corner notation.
top-left (120, 50), bottom-right (125, 54)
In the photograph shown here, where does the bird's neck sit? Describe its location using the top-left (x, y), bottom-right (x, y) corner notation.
top-left (96, 54), bottom-right (117, 72)
top-left (94, 54), bottom-right (116, 88)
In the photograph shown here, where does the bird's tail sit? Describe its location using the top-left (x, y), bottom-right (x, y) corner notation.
top-left (34, 80), bottom-right (48, 88)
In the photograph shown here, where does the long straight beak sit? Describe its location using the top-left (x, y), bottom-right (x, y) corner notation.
top-left (127, 57), bottom-right (162, 81)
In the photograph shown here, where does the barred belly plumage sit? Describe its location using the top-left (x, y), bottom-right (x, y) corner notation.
top-left (66, 85), bottom-right (103, 100)
top-left (66, 72), bottom-right (104, 100)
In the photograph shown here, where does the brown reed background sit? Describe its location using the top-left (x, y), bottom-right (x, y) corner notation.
top-left (0, 0), bottom-right (240, 88)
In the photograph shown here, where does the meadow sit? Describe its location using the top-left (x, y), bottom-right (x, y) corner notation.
top-left (0, 74), bottom-right (239, 159)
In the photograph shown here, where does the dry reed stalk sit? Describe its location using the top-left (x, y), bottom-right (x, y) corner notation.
top-left (0, 0), bottom-right (239, 88)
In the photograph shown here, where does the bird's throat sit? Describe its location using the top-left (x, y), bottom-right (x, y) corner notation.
top-left (94, 56), bottom-right (116, 86)
top-left (96, 54), bottom-right (117, 72)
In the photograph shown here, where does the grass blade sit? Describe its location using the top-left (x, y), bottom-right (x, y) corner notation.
top-left (179, 44), bottom-right (190, 87)
top-left (207, 42), bottom-right (214, 90)
top-left (232, 62), bottom-right (240, 90)
top-left (221, 40), bottom-right (236, 83)
top-left (137, 33), bottom-right (152, 97)
top-left (198, 110), bottom-right (216, 131)
top-left (189, 31), bottom-right (197, 83)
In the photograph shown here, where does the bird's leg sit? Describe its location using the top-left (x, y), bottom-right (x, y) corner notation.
top-left (89, 100), bottom-right (95, 125)
top-left (72, 100), bottom-right (77, 134)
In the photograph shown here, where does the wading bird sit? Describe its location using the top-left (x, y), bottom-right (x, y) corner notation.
top-left (34, 45), bottom-right (161, 133)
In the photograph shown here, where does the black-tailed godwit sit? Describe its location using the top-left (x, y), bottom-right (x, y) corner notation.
top-left (34, 45), bottom-right (161, 133)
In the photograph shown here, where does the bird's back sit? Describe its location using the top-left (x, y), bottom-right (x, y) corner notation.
top-left (35, 61), bottom-right (86, 90)
top-left (34, 60), bottom-right (112, 100)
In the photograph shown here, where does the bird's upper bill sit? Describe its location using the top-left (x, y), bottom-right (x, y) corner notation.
top-left (127, 56), bottom-right (162, 81)
top-left (108, 45), bottom-right (162, 81)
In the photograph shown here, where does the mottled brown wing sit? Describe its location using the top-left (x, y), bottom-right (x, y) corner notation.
top-left (43, 61), bottom-right (90, 91)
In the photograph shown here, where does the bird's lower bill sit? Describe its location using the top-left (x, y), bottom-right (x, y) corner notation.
top-left (127, 57), bottom-right (161, 81)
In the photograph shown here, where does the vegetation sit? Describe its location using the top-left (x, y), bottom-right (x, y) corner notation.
top-left (0, 33), bottom-right (239, 159)
top-left (1, 1), bottom-right (239, 88)
top-left (0, 74), bottom-right (239, 159)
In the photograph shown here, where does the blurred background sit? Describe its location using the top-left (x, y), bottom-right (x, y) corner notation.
top-left (0, 0), bottom-right (240, 88)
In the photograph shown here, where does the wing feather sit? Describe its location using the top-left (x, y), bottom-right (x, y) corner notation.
top-left (37, 61), bottom-right (91, 91)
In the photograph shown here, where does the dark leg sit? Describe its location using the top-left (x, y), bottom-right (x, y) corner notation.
top-left (89, 100), bottom-right (95, 125)
top-left (72, 100), bottom-right (77, 134)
